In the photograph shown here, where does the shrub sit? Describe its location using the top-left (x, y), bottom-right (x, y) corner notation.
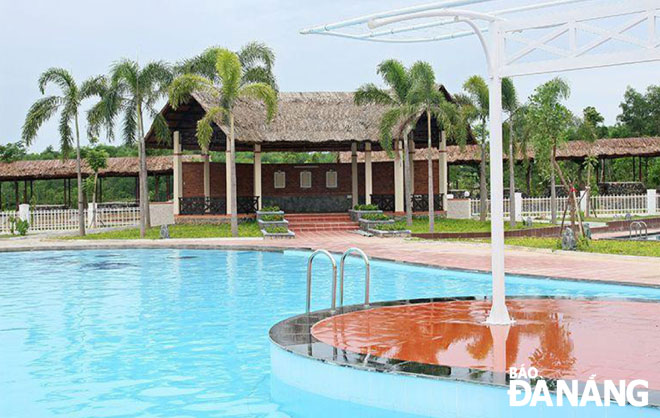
top-left (361, 213), bottom-right (390, 221)
top-left (372, 221), bottom-right (407, 231)
top-left (8, 216), bottom-right (29, 236)
top-left (354, 204), bottom-right (379, 211)
top-left (260, 205), bottom-right (281, 212)
top-left (260, 214), bottom-right (284, 222)
top-left (264, 226), bottom-right (289, 234)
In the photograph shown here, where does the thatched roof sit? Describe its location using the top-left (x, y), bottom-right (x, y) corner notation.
top-left (338, 137), bottom-right (660, 164)
top-left (145, 87), bottom-right (471, 152)
top-left (0, 155), bottom-right (198, 181)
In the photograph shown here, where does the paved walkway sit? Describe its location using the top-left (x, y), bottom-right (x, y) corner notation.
top-left (1, 231), bottom-right (659, 287)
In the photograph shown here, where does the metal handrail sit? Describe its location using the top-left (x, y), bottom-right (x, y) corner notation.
top-left (339, 247), bottom-right (371, 308)
top-left (629, 221), bottom-right (648, 239)
top-left (306, 249), bottom-right (337, 314)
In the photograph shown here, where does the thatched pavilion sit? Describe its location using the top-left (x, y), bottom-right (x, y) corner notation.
top-left (143, 89), bottom-right (660, 215)
top-left (0, 156), bottom-right (186, 210)
top-left (145, 89), bottom-right (470, 215)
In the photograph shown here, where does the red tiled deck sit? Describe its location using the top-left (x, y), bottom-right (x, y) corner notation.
top-left (312, 298), bottom-right (660, 390)
top-left (4, 230), bottom-right (660, 287)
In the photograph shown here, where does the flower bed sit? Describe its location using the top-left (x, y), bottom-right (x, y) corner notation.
top-left (261, 225), bottom-right (295, 239)
top-left (349, 204), bottom-right (383, 222)
top-left (368, 221), bottom-right (411, 238)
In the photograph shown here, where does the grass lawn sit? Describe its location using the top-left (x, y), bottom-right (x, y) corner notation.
top-left (406, 217), bottom-right (551, 234)
top-left (504, 237), bottom-right (660, 258)
top-left (65, 222), bottom-right (262, 240)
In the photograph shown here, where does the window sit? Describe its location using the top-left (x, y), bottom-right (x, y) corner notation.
top-left (326, 170), bottom-right (338, 189)
top-left (300, 171), bottom-right (312, 189)
top-left (274, 171), bottom-right (286, 189)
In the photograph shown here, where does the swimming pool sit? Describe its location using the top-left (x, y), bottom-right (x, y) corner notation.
top-left (1, 248), bottom-right (659, 417)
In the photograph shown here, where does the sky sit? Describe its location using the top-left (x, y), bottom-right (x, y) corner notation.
top-left (1, 0), bottom-right (658, 152)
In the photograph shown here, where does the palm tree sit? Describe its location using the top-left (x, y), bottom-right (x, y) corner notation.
top-left (408, 62), bottom-right (466, 232)
top-left (458, 76), bottom-right (490, 222)
top-left (22, 68), bottom-right (102, 236)
top-left (169, 48), bottom-right (277, 236)
top-left (354, 59), bottom-right (417, 226)
top-left (176, 41), bottom-right (277, 90)
top-left (87, 60), bottom-right (172, 238)
top-left (502, 77), bottom-right (519, 227)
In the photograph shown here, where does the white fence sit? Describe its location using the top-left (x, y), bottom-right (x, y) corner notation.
top-left (0, 205), bottom-right (140, 234)
top-left (471, 190), bottom-right (658, 219)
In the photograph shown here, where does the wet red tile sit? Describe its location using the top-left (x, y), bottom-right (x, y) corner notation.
top-left (311, 299), bottom-right (660, 389)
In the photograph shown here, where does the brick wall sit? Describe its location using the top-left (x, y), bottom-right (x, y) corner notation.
top-left (182, 160), bottom-right (441, 198)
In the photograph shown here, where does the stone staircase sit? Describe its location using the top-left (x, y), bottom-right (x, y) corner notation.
top-left (285, 213), bottom-right (359, 233)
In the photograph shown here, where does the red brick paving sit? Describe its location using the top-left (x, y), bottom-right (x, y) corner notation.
top-left (5, 230), bottom-right (660, 287)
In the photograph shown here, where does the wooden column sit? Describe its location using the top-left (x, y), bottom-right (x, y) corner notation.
top-left (408, 138), bottom-right (415, 195)
top-left (153, 176), bottom-right (159, 201)
top-left (166, 175), bottom-right (171, 201)
top-left (99, 178), bottom-right (103, 203)
top-left (23, 181), bottom-right (27, 204)
top-left (14, 181), bottom-right (19, 210)
top-left (351, 142), bottom-right (358, 208)
top-left (253, 144), bottom-right (262, 210)
top-left (135, 176), bottom-right (139, 203)
top-left (394, 139), bottom-right (404, 212)
top-left (225, 136), bottom-right (232, 215)
top-left (173, 131), bottom-right (183, 215)
top-left (364, 142), bottom-right (373, 205)
top-left (203, 153), bottom-right (210, 200)
top-left (438, 130), bottom-right (448, 210)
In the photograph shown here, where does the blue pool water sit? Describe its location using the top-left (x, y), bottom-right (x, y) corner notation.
top-left (1, 249), bottom-right (659, 418)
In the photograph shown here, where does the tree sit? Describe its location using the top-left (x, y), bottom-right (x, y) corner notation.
top-left (176, 41), bottom-right (277, 91)
top-left (502, 77), bottom-right (519, 227)
top-left (0, 141), bottom-right (27, 163)
top-left (169, 48), bottom-right (277, 236)
top-left (408, 61), bottom-right (466, 232)
top-left (85, 146), bottom-right (109, 227)
top-left (355, 59), bottom-right (417, 226)
top-left (22, 68), bottom-right (101, 236)
top-left (457, 75), bottom-right (489, 221)
top-left (87, 60), bottom-right (173, 238)
top-left (526, 78), bottom-right (582, 234)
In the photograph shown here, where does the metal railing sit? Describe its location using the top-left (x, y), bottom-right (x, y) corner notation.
top-left (306, 249), bottom-right (337, 314)
top-left (629, 221), bottom-right (648, 239)
top-left (339, 248), bottom-right (370, 308)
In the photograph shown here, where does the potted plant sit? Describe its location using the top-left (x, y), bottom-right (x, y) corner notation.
top-left (349, 204), bottom-right (383, 222)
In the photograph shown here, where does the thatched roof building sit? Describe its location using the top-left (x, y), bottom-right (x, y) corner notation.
top-left (145, 88), bottom-right (470, 152)
top-left (339, 137), bottom-right (660, 164)
top-left (0, 155), bottom-right (198, 181)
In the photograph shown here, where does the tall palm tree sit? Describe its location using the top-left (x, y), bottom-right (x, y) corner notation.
top-left (87, 60), bottom-right (172, 237)
top-left (502, 77), bottom-right (519, 227)
top-left (458, 75), bottom-right (490, 222)
top-left (176, 41), bottom-right (277, 91)
top-left (354, 59), bottom-right (417, 226)
top-left (169, 48), bottom-right (277, 236)
top-left (408, 62), bottom-right (466, 232)
top-left (22, 68), bottom-right (102, 236)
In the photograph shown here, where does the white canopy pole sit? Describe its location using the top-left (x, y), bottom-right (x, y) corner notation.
top-left (485, 20), bottom-right (511, 325)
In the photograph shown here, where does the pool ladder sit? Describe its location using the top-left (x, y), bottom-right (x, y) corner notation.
top-left (629, 221), bottom-right (648, 239)
top-left (306, 247), bottom-right (371, 314)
